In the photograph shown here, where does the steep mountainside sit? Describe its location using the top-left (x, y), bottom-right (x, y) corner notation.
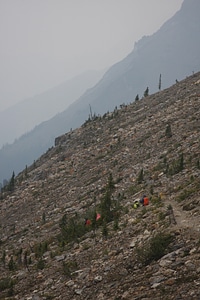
top-left (0, 0), bottom-right (199, 184)
top-left (0, 72), bottom-right (200, 299)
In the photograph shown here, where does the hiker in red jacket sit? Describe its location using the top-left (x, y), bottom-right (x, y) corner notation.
top-left (85, 218), bottom-right (91, 226)
top-left (140, 195), bottom-right (149, 206)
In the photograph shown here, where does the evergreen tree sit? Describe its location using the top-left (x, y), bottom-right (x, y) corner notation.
top-left (165, 124), bottom-right (172, 138)
top-left (113, 218), bottom-right (119, 231)
top-left (102, 221), bottom-right (108, 238)
top-left (107, 173), bottom-right (115, 191)
top-left (179, 153), bottom-right (184, 172)
top-left (8, 256), bottom-right (16, 271)
top-left (144, 87), bottom-right (149, 97)
top-left (101, 189), bottom-right (112, 223)
top-left (197, 159), bottom-right (200, 169)
top-left (24, 251), bottom-right (28, 268)
top-left (159, 74), bottom-right (162, 91)
top-left (17, 248), bottom-right (23, 266)
top-left (42, 212), bottom-right (46, 224)
top-left (137, 168), bottom-right (144, 184)
top-left (1, 250), bottom-right (6, 267)
top-left (135, 94), bottom-right (139, 101)
top-left (25, 165), bottom-right (28, 178)
top-left (8, 171), bottom-right (15, 191)
top-left (101, 173), bottom-right (115, 223)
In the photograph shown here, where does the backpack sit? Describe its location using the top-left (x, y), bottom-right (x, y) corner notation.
top-left (143, 197), bottom-right (149, 206)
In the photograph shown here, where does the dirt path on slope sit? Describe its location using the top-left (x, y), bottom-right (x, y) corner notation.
top-left (164, 197), bottom-right (200, 238)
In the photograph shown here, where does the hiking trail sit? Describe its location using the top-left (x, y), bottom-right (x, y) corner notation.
top-left (165, 196), bottom-right (200, 238)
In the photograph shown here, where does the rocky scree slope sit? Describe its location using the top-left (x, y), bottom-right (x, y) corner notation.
top-left (0, 72), bottom-right (200, 299)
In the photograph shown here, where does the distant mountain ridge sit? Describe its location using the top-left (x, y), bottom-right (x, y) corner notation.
top-left (0, 69), bottom-right (105, 148)
top-left (0, 0), bottom-right (200, 184)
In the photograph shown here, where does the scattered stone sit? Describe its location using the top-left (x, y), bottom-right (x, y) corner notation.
top-left (94, 275), bottom-right (103, 282)
top-left (0, 72), bottom-right (200, 299)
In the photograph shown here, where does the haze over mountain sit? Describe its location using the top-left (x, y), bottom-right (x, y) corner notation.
top-left (0, 0), bottom-right (199, 184)
top-left (0, 1), bottom-right (183, 111)
top-left (0, 69), bottom-right (105, 148)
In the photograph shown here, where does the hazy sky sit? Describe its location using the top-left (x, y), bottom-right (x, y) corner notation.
top-left (0, 0), bottom-right (183, 112)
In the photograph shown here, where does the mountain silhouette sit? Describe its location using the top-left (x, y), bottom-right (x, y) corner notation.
top-left (0, 70), bottom-right (105, 148)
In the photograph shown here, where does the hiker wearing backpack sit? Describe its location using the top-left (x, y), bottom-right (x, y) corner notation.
top-left (85, 218), bottom-right (91, 226)
top-left (140, 195), bottom-right (149, 206)
top-left (133, 200), bottom-right (140, 209)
